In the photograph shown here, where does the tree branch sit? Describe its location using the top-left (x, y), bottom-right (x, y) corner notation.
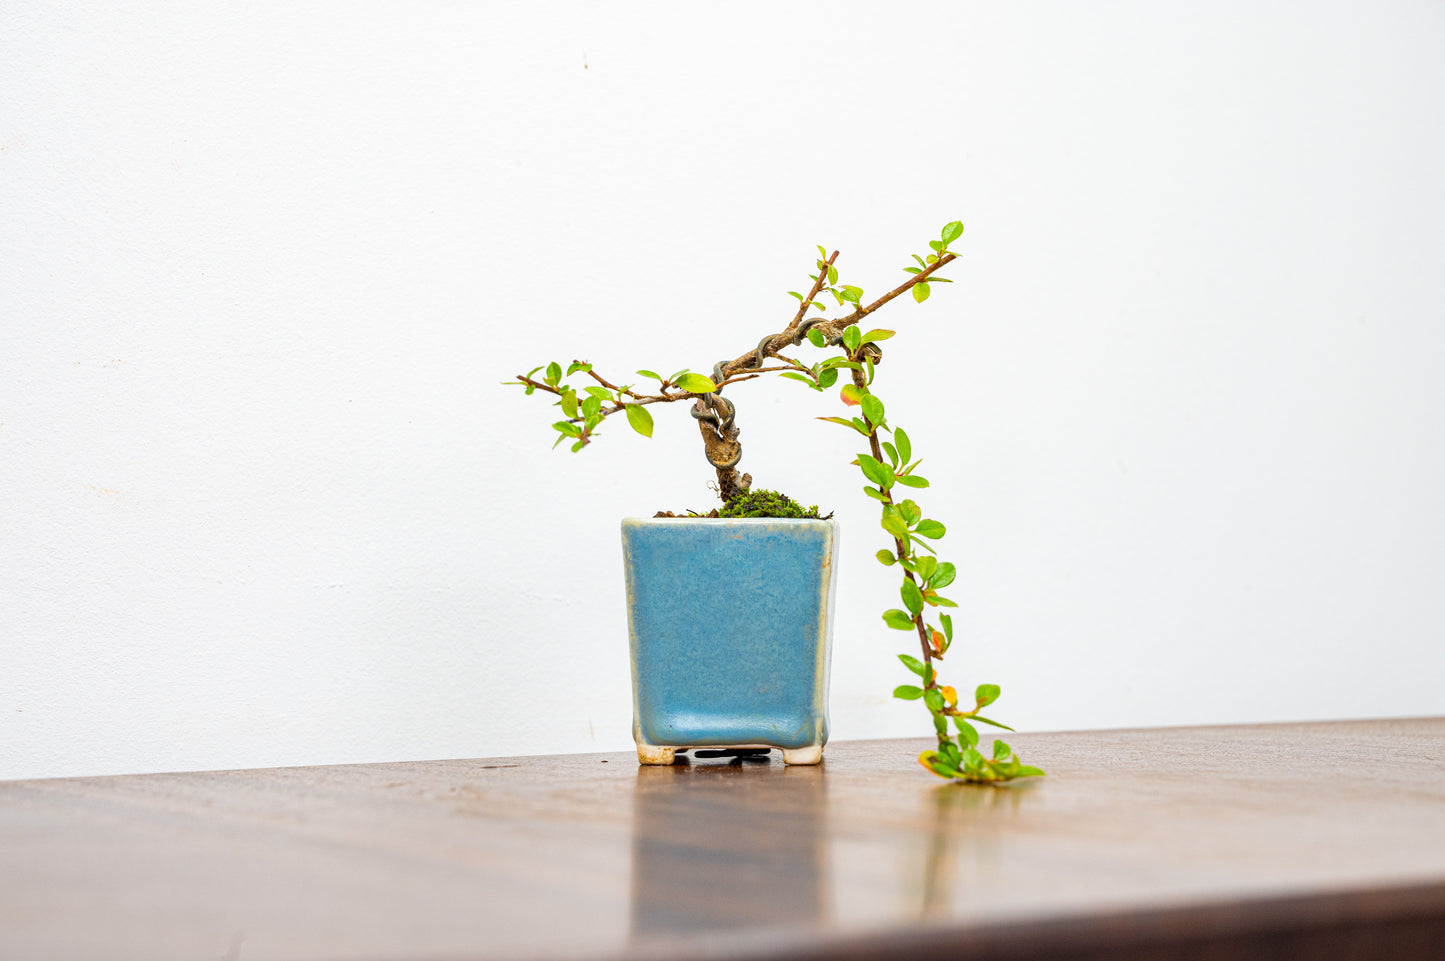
top-left (849, 362), bottom-right (936, 688)
top-left (513, 240), bottom-right (959, 468)
top-left (785, 250), bottom-right (839, 333)
top-left (826, 251), bottom-right (957, 333)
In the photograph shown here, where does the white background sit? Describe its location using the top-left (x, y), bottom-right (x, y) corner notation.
top-left (3, 3), bottom-right (1443, 780)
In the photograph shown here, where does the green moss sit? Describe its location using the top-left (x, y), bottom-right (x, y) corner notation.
top-left (719, 488), bottom-right (826, 519)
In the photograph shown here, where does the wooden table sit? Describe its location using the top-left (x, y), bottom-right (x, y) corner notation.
top-left (3, 719), bottom-right (1443, 960)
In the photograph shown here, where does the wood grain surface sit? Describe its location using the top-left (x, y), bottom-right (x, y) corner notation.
top-left (2, 719), bottom-right (1443, 961)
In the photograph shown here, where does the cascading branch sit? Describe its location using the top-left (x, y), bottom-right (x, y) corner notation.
top-left (504, 220), bottom-right (1043, 783)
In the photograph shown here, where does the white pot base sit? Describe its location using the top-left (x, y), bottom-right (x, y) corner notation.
top-left (633, 744), bottom-right (824, 766)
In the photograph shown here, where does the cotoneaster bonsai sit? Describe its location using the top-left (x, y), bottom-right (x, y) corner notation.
top-left (506, 220), bottom-right (1042, 783)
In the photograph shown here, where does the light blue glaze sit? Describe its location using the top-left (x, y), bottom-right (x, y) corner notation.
top-left (621, 517), bottom-right (838, 751)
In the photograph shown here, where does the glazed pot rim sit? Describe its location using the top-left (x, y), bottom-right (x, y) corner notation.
top-left (621, 516), bottom-right (838, 525)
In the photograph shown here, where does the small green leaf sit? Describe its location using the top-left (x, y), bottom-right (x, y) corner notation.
top-left (932, 713), bottom-right (949, 736)
top-left (992, 739), bottom-right (1011, 760)
top-left (570, 439), bottom-right (586, 452)
top-left (1016, 765), bottom-right (1046, 778)
top-left (827, 264), bottom-right (838, 285)
top-left (940, 613), bottom-right (953, 642)
top-left (975, 684), bottom-right (1001, 708)
top-left (912, 282), bottom-right (931, 303)
top-left (928, 239), bottom-right (943, 253)
top-left (862, 485), bottom-right (888, 501)
top-left (566, 361), bottom-right (592, 375)
top-left (894, 474), bottom-right (929, 488)
top-left (903, 266), bottom-right (922, 275)
top-left (988, 756), bottom-right (1022, 778)
top-left (816, 367), bottom-right (838, 389)
top-left (927, 594), bottom-right (958, 608)
top-left (816, 244), bottom-right (827, 259)
top-left (843, 326), bottom-right (862, 353)
top-left (881, 441), bottom-right (899, 469)
top-left (552, 421), bottom-right (581, 437)
top-left (636, 369), bottom-right (661, 381)
top-left (779, 372), bottom-right (816, 387)
top-left (898, 500), bottom-right (922, 527)
top-left (839, 383), bottom-right (866, 406)
top-left (955, 719), bottom-right (979, 746)
top-left (898, 653), bottom-right (926, 676)
top-left (881, 511), bottom-right (909, 539)
top-left (857, 454), bottom-right (889, 487)
top-left (876, 549), bottom-right (897, 566)
top-left (901, 578), bottom-right (924, 616)
top-left (674, 373), bottom-right (718, 394)
top-left (883, 609), bottom-right (915, 630)
top-left (927, 757), bottom-right (963, 779)
top-left (912, 253), bottom-right (927, 268)
top-left (914, 556), bottom-right (937, 581)
top-left (806, 327), bottom-right (828, 348)
top-left (816, 416), bottom-right (870, 435)
top-left (584, 386), bottom-right (612, 399)
top-left (931, 562), bottom-right (957, 590)
top-left (545, 362), bottom-right (562, 386)
top-left (581, 395), bottom-right (602, 418)
top-left (972, 715), bottom-right (1015, 731)
top-left (859, 329), bottom-right (895, 345)
top-left (861, 394), bottom-right (885, 427)
top-left (923, 688), bottom-right (945, 712)
top-left (961, 745), bottom-right (985, 772)
top-left (894, 427), bottom-right (912, 463)
top-left (560, 389), bottom-right (579, 418)
top-left (625, 404), bottom-right (654, 438)
top-left (840, 285), bottom-right (863, 303)
top-left (941, 221), bottom-right (964, 244)
top-left (893, 685), bottom-right (923, 700)
top-left (788, 291), bottom-right (804, 302)
top-left (667, 368), bottom-right (691, 382)
top-left (915, 519), bottom-right (946, 539)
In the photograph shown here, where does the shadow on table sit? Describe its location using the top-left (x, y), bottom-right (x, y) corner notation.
top-left (629, 755), bottom-right (825, 936)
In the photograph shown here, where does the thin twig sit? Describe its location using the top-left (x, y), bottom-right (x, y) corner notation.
top-left (580, 364), bottom-right (643, 400)
top-left (830, 251), bottom-right (957, 331)
top-left (785, 250), bottom-right (839, 333)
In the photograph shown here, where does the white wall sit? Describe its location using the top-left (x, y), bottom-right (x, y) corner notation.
top-left (3, 2), bottom-right (1443, 780)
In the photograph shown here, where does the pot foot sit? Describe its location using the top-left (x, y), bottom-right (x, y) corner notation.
top-left (781, 745), bottom-right (823, 766)
top-left (636, 745), bottom-right (676, 766)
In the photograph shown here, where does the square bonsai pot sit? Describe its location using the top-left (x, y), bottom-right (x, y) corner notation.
top-left (620, 516), bottom-right (839, 765)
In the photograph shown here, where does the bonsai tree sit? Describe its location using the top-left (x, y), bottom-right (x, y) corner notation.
top-left (506, 221), bottom-right (1042, 783)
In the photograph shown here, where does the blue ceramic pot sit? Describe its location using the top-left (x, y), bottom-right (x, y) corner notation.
top-left (621, 517), bottom-right (839, 765)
